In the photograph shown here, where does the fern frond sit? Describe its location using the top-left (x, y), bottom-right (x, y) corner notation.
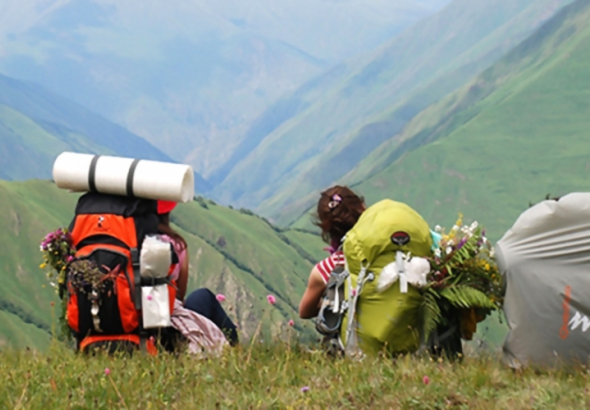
top-left (440, 285), bottom-right (496, 310)
top-left (421, 289), bottom-right (442, 340)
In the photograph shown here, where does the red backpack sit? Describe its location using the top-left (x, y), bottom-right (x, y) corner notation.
top-left (66, 192), bottom-right (177, 354)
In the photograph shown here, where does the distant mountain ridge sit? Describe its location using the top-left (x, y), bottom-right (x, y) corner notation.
top-left (0, 72), bottom-right (210, 190)
top-left (0, 0), bottom-right (449, 178)
top-left (211, 0), bottom-right (572, 224)
top-left (289, 0), bottom-right (590, 243)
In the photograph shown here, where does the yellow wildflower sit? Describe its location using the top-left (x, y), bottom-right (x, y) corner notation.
top-left (39, 263), bottom-right (47, 269)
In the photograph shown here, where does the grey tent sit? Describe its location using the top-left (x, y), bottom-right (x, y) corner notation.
top-left (496, 193), bottom-right (590, 368)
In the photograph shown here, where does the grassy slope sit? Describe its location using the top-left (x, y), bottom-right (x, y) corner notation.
top-left (0, 310), bottom-right (50, 350)
top-left (0, 180), bottom-right (325, 349)
top-left (214, 0), bottom-right (572, 225)
top-left (1, 342), bottom-right (589, 408)
top-left (350, 0), bottom-right (590, 243)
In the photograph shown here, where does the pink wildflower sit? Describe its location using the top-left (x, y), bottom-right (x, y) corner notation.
top-left (300, 386), bottom-right (310, 393)
top-left (288, 319), bottom-right (295, 327)
top-left (216, 294), bottom-right (226, 302)
top-left (422, 376), bottom-right (430, 385)
top-left (146, 295), bottom-right (153, 301)
top-left (266, 294), bottom-right (276, 305)
top-left (104, 368), bottom-right (111, 376)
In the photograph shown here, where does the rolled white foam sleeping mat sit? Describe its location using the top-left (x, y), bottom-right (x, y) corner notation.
top-left (52, 152), bottom-right (195, 202)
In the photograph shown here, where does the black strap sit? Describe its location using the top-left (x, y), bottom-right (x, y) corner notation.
top-left (433, 324), bottom-right (458, 345)
top-left (141, 276), bottom-right (172, 286)
top-left (88, 155), bottom-right (100, 192)
top-left (77, 234), bottom-right (131, 251)
top-left (126, 159), bottom-right (141, 197)
top-left (131, 247), bottom-right (142, 310)
top-left (131, 245), bottom-right (148, 353)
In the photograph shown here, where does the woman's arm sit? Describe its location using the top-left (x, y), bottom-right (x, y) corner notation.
top-left (299, 267), bottom-right (327, 319)
top-left (176, 249), bottom-right (189, 302)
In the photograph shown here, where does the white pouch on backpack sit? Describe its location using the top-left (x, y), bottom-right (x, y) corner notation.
top-left (140, 235), bottom-right (173, 328)
top-left (142, 285), bottom-right (172, 328)
top-left (140, 235), bottom-right (172, 278)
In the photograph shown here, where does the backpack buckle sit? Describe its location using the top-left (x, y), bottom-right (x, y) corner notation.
top-left (130, 248), bottom-right (140, 266)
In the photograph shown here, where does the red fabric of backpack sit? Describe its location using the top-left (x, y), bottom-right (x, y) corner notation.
top-left (67, 192), bottom-right (177, 353)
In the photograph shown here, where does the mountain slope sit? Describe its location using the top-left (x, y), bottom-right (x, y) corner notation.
top-left (0, 179), bottom-right (324, 349)
top-left (0, 73), bottom-right (210, 189)
top-left (0, 0), bottom-right (448, 178)
top-left (347, 0), bottom-right (590, 242)
top-left (213, 0), bottom-right (572, 224)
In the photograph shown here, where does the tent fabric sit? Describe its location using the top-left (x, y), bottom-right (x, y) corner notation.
top-left (496, 193), bottom-right (590, 368)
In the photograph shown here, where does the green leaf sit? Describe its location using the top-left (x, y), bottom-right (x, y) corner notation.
top-left (420, 289), bottom-right (442, 340)
top-left (440, 285), bottom-right (496, 310)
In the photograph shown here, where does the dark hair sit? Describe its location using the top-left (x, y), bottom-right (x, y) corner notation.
top-left (314, 186), bottom-right (365, 246)
top-left (158, 213), bottom-right (187, 250)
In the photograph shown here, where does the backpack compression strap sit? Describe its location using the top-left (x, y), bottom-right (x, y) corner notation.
top-left (344, 262), bottom-right (374, 357)
top-left (87, 155), bottom-right (142, 197)
top-left (130, 246), bottom-right (150, 352)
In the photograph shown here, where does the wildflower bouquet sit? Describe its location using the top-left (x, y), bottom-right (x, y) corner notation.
top-left (40, 228), bottom-right (77, 338)
top-left (40, 228), bottom-right (120, 298)
top-left (421, 215), bottom-right (504, 341)
top-left (40, 228), bottom-right (76, 294)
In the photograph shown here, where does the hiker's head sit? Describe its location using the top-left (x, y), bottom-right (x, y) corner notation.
top-left (157, 200), bottom-right (186, 250)
top-left (314, 186), bottom-right (365, 246)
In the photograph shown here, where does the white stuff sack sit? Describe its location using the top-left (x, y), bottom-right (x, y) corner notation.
top-left (377, 255), bottom-right (430, 292)
top-left (52, 152), bottom-right (195, 202)
top-left (140, 235), bottom-right (172, 279)
top-left (142, 285), bottom-right (172, 328)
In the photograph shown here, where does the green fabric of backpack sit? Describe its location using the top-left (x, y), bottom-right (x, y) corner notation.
top-left (341, 199), bottom-right (433, 356)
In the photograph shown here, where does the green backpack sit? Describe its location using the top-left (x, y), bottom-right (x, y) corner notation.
top-left (341, 199), bottom-right (433, 356)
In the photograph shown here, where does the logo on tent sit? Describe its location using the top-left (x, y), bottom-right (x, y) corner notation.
top-left (560, 285), bottom-right (590, 339)
top-left (569, 312), bottom-right (590, 333)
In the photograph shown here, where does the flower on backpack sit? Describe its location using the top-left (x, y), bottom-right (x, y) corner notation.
top-left (423, 214), bottom-right (503, 342)
top-left (39, 228), bottom-right (76, 293)
top-left (266, 294), bottom-right (276, 305)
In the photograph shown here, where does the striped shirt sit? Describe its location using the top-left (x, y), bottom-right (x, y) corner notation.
top-left (315, 251), bottom-right (345, 283)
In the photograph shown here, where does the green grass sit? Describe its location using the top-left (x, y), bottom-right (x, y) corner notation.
top-left (1, 340), bottom-right (589, 409)
top-left (0, 180), bottom-right (325, 349)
